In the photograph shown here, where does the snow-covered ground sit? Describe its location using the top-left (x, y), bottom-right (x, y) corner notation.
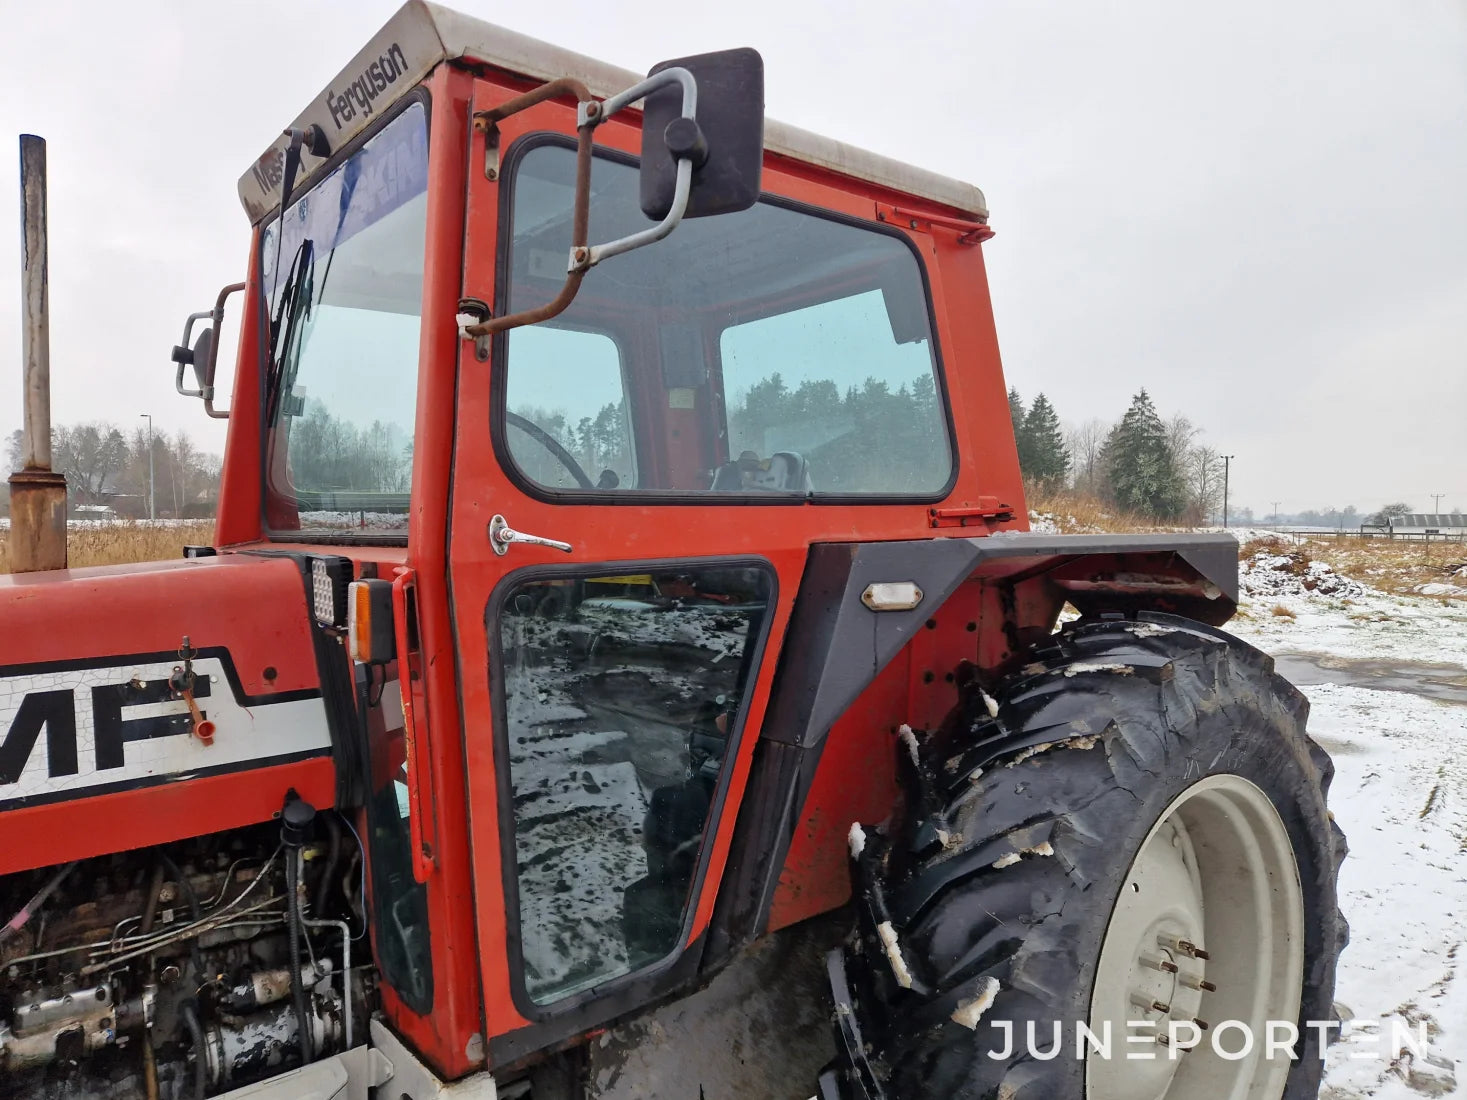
top-left (1230, 552), bottom-right (1467, 1098)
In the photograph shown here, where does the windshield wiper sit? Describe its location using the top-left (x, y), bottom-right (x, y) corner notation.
top-left (266, 239), bottom-right (315, 421)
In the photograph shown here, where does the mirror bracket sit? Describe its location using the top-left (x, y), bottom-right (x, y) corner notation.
top-left (172, 281), bottom-right (245, 418)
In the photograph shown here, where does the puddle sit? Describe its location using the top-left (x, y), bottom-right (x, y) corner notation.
top-left (1274, 652), bottom-right (1467, 706)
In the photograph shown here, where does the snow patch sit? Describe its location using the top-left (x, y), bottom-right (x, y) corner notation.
top-left (847, 822), bottom-right (867, 860)
top-left (1027, 512), bottom-right (1060, 535)
top-left (992, 840), bottom-right (1054, 869)
top-left (877, 921), bottom-right (914, 989)
top-left (1240, 548), bottom-right (1365, 600)
top-left (898, 724), bottom-right (921, 768)
top-left (1126, 622), bottom-right (1178, 638)
top-left (1007, 734), bottom-right (1102, 766)
top-left (951, 978), bottom-right (1001, 1030)
top-left (981, 689), bottom-right (1000, 718)
top-left (1062, 662), bottom-right (1134, 677)
top-left (1415, 582), bottom-right (1467, 598)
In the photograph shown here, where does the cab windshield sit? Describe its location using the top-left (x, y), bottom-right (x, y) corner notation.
top-left (263, 101), bottom-right (428, 535)
top-left (501, 141), bottom-right (953, 499)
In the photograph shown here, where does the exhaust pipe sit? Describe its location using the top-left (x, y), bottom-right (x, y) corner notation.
top-left (7, 134), bottom-right (68, 573)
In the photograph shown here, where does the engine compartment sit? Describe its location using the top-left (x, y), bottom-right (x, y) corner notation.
top-left (0, 807), bottom-right (366, 1099)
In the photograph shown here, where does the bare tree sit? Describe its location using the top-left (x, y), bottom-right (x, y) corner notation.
top-left (1064, 418), bottom-right (1109, 494)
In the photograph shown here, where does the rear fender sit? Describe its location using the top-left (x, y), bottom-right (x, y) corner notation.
top-left (706, 532), bottom-right (1237, 959)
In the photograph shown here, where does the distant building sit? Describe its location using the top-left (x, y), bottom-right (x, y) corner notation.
top-left (1385, 514), bottom-right (1467, 536)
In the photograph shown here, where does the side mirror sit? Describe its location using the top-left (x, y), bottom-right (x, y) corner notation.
top-left (461, 50), bottom-right (766, 341)
top-left (171, 282), bottom-right (244, 419)
top-left (640, 48), bottom-right (764, 221)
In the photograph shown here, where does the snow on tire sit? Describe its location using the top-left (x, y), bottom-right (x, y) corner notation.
top-left (836, 612), bottom-right (1348, 1100)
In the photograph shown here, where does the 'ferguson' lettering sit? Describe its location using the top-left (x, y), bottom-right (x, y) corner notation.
top-left (325, 43), bottom-right (409, 129)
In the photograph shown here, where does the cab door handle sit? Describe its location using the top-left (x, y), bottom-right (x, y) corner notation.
top-left (489, 514), bottom-right (573, 555)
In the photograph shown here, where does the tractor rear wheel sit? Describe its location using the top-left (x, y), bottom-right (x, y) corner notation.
top-left (834, 613), bottom-right (1348, 1100)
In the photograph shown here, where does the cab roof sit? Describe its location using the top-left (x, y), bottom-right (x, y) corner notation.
top-left (237, 0), bottom-right (987, 225)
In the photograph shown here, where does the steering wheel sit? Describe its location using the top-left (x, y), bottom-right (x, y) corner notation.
top-left (506, 411), bottom-right (596, 489)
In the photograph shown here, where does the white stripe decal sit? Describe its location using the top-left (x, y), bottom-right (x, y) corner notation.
top-left (0, 658), bottom-right (332, 804)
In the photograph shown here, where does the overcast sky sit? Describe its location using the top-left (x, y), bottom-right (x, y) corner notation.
top-left (2, 0), bottom-right (1464, 515)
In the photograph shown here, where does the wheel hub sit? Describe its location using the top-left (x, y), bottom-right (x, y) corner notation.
top-left (1087, 775), bottom-right (1305, 1100)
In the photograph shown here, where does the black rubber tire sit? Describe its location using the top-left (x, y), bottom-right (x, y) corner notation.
top-left (839, 612), bottom-right (1349, 1100)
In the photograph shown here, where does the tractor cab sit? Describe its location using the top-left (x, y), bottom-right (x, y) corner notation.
top-left (168, 6), bottom-right (1014, 1080)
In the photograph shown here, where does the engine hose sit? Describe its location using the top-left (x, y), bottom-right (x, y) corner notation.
top-left (285, 847), bottom-right (315, 1065)
top-left (314, 813), bottom-right (343, 918)
top-left (181, 1001), bottom-right (208, 1100)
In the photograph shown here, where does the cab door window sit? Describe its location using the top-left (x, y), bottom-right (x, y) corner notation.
top-left (495, 564), bottom-right (771, 1004)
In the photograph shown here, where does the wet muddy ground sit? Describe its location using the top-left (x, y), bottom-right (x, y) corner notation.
top-left (1274, 652), bottom-right (1467, 707)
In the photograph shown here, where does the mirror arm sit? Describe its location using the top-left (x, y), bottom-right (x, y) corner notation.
top-left (578, 67), bottom-right (697, 269)
top-left (203, 282), bottom-right (245, 419)
top-left (464, 79), bottom-right (594, 343)
top-left (462, 67), bottom-right (699, 342)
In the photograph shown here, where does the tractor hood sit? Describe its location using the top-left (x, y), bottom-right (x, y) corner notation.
top-left (0, 554), bottom-right (337, 874)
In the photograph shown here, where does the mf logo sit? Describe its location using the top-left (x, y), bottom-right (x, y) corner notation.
top-left (0, 674), bottom-right (211, 788)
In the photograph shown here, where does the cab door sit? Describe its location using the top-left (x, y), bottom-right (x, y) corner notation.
top-left (446, 73), bottom-right (962, 1063)
top-left (445, 79), bottom-right (793, 1064)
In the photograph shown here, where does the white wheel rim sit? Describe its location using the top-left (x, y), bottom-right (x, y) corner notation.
top-left (1086, 774), bottom-right (1305, 1100)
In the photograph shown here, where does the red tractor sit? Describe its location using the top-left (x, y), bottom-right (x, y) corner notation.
top-left (2, 4), bottom-right (1345, 1098)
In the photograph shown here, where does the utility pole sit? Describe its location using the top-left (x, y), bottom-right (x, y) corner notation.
top-left (1272, 501), bottom-right (1282, 527)
top-left (1432, 493), bottom-right (1444, 513)
top-left (140, 413), bottom-right (154, 522)
top-left (1221, 455), bottom-right (1234, 527)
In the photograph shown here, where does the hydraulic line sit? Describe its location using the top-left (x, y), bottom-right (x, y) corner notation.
top-left (281, 797), bottom-right (318, 1065)
top-left (181, 1001), bottom-right (208, 1100)
top-left (285, 847), bottom-right (314, 1064)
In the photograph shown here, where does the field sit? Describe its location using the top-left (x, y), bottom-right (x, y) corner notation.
top-left (0, 520), bottom-right (214, 574)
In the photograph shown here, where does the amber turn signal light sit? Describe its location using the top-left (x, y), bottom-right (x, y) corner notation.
top-left (347, 579), bottom-right (396, 664)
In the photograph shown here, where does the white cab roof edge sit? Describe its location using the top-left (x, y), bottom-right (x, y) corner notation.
top-left (237, 0), bottom-right (987, 225)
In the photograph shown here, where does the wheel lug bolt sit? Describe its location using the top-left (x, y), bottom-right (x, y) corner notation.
top-left (1158, 935), bottom-right (1210, 960)
top-left (1141, 954), bottom-right (1179, 974)
top-left (1194, 1018), bottom-right (1210, 1031)
top-left (1179, 974), bottom-right (1218, 993)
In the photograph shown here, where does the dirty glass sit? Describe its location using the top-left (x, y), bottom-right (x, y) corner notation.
top-left (498, 565), bottom-right (771, 1004)
top-left (262, 101), bottom-right (428, 534)
top-left (502, 142), bottom-right (952, 496)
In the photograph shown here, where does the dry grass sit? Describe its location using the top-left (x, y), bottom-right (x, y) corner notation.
top-left (1270, 604), bottom-right (1297, 619)
top-left (1025, 489), bottom-right (1158, 534)
top-left (0, 522), bottom-right (215, 574)
top-left (1252, 532), bottom-right (1466, 599)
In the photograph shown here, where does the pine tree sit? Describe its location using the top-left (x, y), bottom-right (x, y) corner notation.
top-left (1008, 388), bottom-right (1034, 473)
top-left (1021, 394), bottom-right (1069, 489)
top-left (1103, 390), bottom-right (1187, 519)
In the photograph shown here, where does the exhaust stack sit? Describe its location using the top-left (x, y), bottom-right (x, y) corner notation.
top-left (8, 134), bottom-right (67, 573)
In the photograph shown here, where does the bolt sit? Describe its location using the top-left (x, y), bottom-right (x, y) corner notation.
top-left (1159, 935), bottom-right (1209, 960)
top-left (584, 101), bottom-right (600, 118)
top-left (95, 988), bottom-right (106, 1002)
top-left (1141, 954), bottom-right (1179, 974)
top-left (1179, 974), bottom-right (1218, 993)
top-left (573, 247), bottom-right (589, 264)
top-left (1194, 1018), bottom-right (1210, 1031)
top-left (158, 884), bottom-right (177, 904)
top-left (161, 965), bottom-right (181, 984)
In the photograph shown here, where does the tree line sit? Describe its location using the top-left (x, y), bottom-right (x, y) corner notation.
top-left (1010, 388), bottom-right (1228, 523)
top-left (4, 423), bottom-right (221, 519)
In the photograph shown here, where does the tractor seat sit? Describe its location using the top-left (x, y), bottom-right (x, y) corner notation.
top-left (710, 450), bottom-right (813, 492)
